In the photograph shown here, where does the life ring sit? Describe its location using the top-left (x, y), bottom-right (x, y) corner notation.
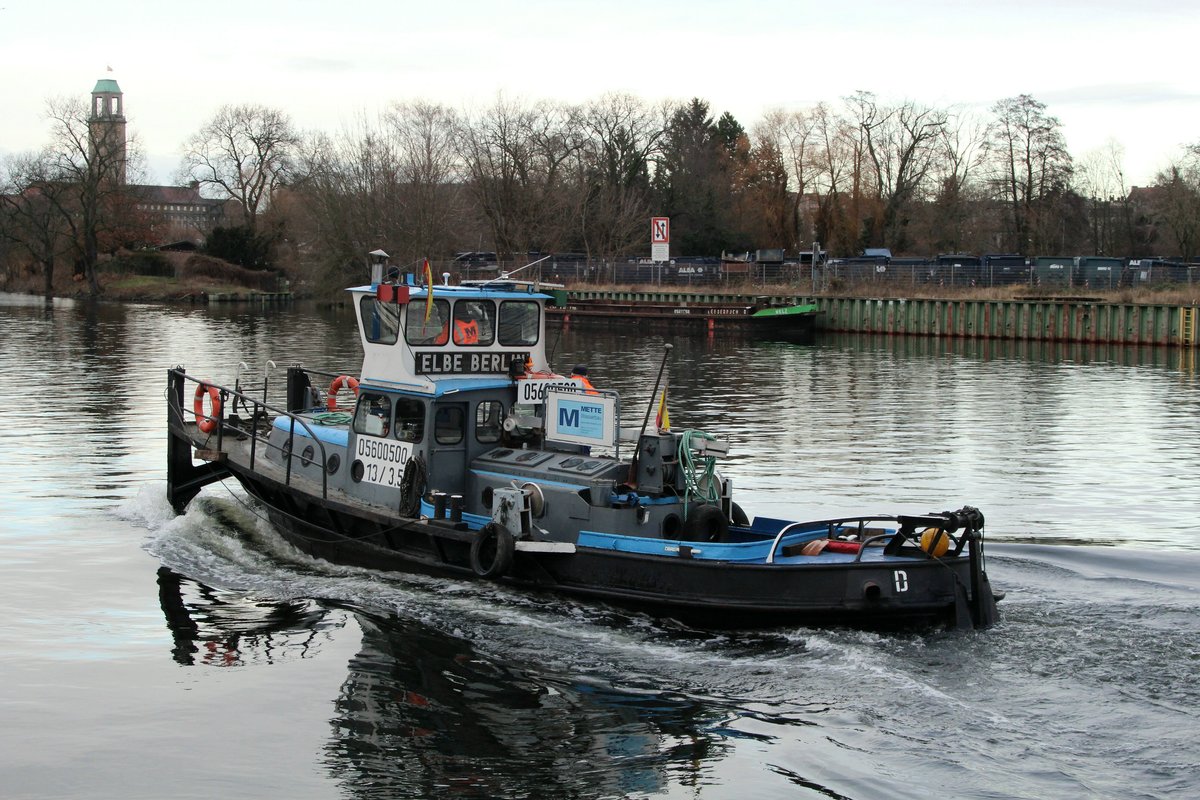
top-left (327, 375), bottom-right (360, 411)
top-left (193, 383), bottom-right (221, 434)
top-left (470, 522), bottom-right (515, 579)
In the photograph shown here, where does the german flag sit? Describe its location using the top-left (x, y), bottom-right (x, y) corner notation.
top-left (655, 384), bottom-right (670, 431)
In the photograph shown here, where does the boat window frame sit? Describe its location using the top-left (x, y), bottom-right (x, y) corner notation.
top-left (434, 405), bottom-right (465, 445)
top-left (360, 295), bottom-right (402, 345)
top-left (497, 300), bottom-right (540, 347)
top-left (352, 392), bottom-right (392, 438)
top-left (451, 299), bottom-right (497, 347)
top-left (404, 298), bottom-right (451, 346)
top-left (394, 396), bottom-right (426, 443)
top-left (475, 400), bottom-right (504, 444)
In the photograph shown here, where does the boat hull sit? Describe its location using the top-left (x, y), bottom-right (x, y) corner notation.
top-left (547, 302), bottom-right (818, 344)
top-left (220, 460), bottom-right (990, 630)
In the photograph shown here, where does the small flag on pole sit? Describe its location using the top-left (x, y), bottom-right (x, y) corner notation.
top-left (655, 384), bottom-right (670, 431)
top-left (423, 258), bottom-right (434, 322)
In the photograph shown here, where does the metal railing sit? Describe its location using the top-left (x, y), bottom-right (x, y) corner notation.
top-left (763, 513), bottom-right (970, 564)
top-left (169, 367), bottom-right (331, 500)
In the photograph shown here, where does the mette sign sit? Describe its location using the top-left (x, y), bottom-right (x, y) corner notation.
top-left (651, 216), bottom-right (669, 263)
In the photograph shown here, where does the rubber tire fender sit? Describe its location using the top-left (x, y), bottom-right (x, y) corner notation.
top-left (470, 522), bottom-right (515, 579)
top-left (681, 504), bottom-right (730, 543)
top-left (398, 455), bottom-right (426, 518)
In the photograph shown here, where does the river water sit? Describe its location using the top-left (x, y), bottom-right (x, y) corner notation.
top-left (1, 294), bottom-right (1198, 799)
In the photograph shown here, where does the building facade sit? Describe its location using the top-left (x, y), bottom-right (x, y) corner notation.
top-left (89, 78), bottom-right (227, 244)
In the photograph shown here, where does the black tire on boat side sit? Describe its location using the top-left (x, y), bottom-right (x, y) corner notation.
top-left (731, 502), bottom-right (750, 527)
top-left (470, 522), bottom-right (515, 579)
top-left (398, 455), bottom-right (426, 518)
top-left (682, 504), bottom-right (730, 543)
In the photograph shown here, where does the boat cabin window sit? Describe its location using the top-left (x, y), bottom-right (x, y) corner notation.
top-left (475, 401), bottom-right (504, 444)
top-left (435, 406), bottom-right (465, 445)
top-left (353, 393), bottom-right (391, 437)
top-left (405, 299), bottom-right (450, 346)
top-left (360, 296), bottom-right (401, 345)
top-left (452, 300), bottom-right (496, 346)
top-left (395, 397), bottom-right (425, 443)
top-left (498, 301), bottom-right (540, 346)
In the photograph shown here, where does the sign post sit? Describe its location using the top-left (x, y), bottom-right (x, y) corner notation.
top-left (651, 216), bottom-right (670, 265)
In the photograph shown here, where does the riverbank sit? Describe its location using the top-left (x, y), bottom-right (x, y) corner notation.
top-left (9, 269), bottom-right (1200, 346)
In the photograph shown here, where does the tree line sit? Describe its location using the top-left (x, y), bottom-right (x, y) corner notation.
top-left (5, 89), bottom-right (1200, 297)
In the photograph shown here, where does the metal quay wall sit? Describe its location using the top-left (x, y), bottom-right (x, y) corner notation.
top-left (562, 290), bottom-right (1200, 347)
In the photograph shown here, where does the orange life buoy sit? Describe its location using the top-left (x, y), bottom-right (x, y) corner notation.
top-left (327, 375), bottom-right (360, 411)
top-left (193, 383), bottom-right (221, 434)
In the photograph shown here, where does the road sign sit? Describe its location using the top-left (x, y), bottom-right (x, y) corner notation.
top-left (651, 217), bottom-right (669, 262)
top-left (651, 217), bottom-right (669, 244)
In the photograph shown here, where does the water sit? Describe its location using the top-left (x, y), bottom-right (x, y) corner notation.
top-left (2, 294), bottom-right (1198, 799)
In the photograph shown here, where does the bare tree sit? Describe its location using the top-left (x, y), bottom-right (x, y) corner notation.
top-left (1151, 146), bottom-right (1200, 260)
top-left (0, 152), bottom-right (76, 300)
top-left (862, 99), bottom-right (949, 252)
top-left (757, 108), bottom-right (824, 249)
top-left (1075, 139), bottom-right (1131, 256)
top-left (33, 97), bottom-right (146, 295)
top-left (384, 100), bottom-right (466, 260)
top-left (573, 93), bottom-right (665, 258)
top-left (985, 94), bottom-right (1074, 253)
top-left (455, 96), bottom-right (582, 256)
top-left (923, 108), bottom-right (990, 254)
top-left (180, 104), bottom-right (299, 232)
top-left (290, 104), bottom-right (474, 287)
top-left (808, 101), bottom-right (859, 255)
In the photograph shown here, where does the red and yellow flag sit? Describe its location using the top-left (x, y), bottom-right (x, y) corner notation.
top-left (655, 384), bottom-right (670, 431)
top-left (423, 258), bottom-right (434, 322)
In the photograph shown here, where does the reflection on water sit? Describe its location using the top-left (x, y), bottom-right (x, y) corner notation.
top-left (326, 610), bottom-right (720, 799)
top-left (156, 567), bottom-right (334, 667)
top-left (146, 518), bottom-right (1200, 800)
top-left (6, 295), bottom-right (1200, 799)
top-left (154, 569), bottom-right (729, 799)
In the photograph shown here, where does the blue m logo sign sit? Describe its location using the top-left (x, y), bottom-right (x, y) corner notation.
top-left (559, 407), bottom-right (579, 428)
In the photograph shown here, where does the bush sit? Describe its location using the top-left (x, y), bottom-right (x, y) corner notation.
top-left (183, 254), bottom-right (280, 291)
top-left (204, 225), bottom-right (275, 270)
top-left (100, 250), bottom-right (175, 277)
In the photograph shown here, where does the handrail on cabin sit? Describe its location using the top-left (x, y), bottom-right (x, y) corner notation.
top-left (169, 368), bottom-right (331, 500)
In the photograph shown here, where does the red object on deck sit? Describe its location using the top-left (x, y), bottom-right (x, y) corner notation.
top-left (377, 284), bottom-right (410, 303)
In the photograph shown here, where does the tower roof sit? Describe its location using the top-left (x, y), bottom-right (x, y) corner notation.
top-left (92, 78), bottom-right (122, 95)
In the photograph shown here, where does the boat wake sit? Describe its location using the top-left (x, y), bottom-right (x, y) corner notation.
top-left (124, 485), bottom-right (1200, 799)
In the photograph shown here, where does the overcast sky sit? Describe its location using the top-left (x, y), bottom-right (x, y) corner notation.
top-left (3, 0), bottom-right (1198, 187)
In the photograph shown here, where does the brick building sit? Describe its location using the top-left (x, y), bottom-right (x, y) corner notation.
top-left (89, 78), bottom-right (227, 244)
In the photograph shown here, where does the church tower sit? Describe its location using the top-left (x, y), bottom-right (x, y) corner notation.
top-left (89, 77), bottom-right (127, 185)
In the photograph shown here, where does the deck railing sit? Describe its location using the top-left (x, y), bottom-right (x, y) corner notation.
top-left (168, 367), bottom-right (331, 500)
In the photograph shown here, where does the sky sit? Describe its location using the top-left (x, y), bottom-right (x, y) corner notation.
top-left (3, 0), bottom-right (1199, 188)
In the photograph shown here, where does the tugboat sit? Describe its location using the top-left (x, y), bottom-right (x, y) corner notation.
top-left (166, 252), bottom-right (999, 630)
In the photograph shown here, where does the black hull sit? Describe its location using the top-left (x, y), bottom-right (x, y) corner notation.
top-left (748, 315), bottom-right (818, 344)
top-left (228, 466), bottom-right (990, 631)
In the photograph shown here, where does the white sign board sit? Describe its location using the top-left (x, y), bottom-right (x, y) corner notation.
top-left (517, 377), bottom-right (584, 405)
top-left (354, 435), bottom-right (413, 488)
top-left (651, 216), bottom-right (669, 263)
top-left (545, 389), bottom-right (617, 448)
